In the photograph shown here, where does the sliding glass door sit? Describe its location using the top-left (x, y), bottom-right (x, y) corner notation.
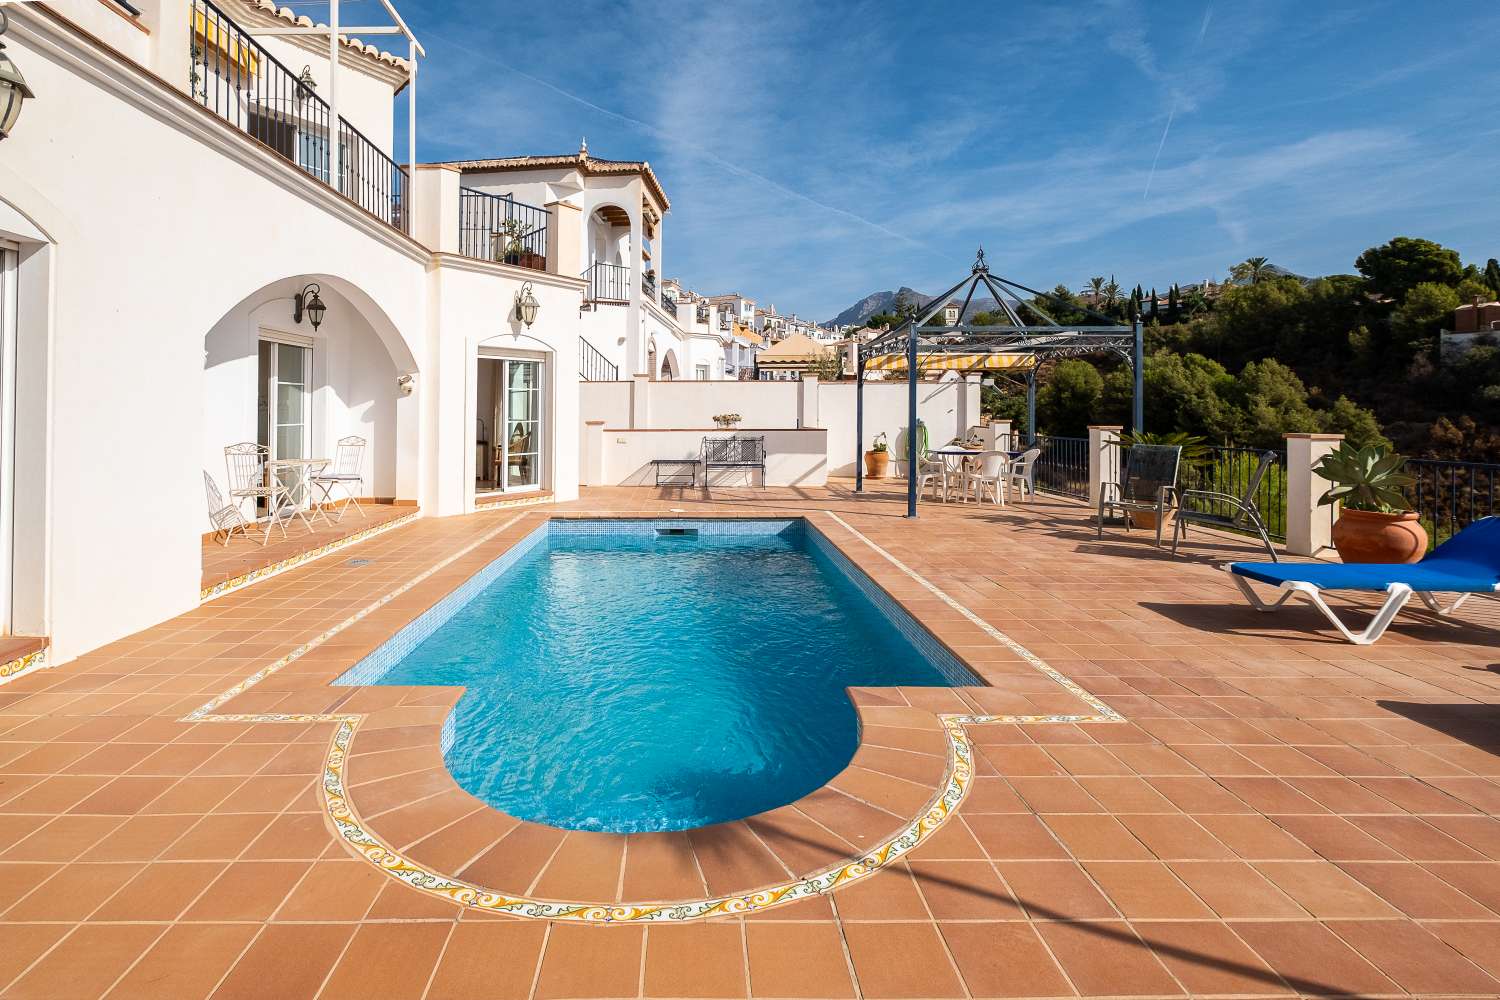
top-left (257, 338), bottom-right (312, 512)
top-left (502, 360), bottom-right (541, 490)
top-left (0, 242), bottom-right (16, 632)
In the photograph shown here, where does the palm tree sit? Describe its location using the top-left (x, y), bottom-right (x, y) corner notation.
top-left (1230, 256), bottom-right (1273, 285)
top-left (1102, 276), bottom-right (1122, 311)
top-left (1086, 276), bottom-right (1106, 305)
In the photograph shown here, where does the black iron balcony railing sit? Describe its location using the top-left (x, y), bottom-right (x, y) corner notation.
top-left (1031, 435), bottom-right (1088, 500)
top-left (580, 337), bottom-right (620, 381)
top-left (642, 272), bottom-right (658, 300)
top-left (189, 0), bottom-right (408, 231)
top-left (457, 188), bottom-right (548, 270)
top-left (1404, 458), bottom-right (1500, 548)
top-left (660, 290), bottom-right (678, 314)
top-left (586, 262), bottom-right (630, 303)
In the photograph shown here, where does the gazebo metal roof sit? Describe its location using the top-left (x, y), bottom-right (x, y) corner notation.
top-left (853, 249), bottom-right (1144, 517)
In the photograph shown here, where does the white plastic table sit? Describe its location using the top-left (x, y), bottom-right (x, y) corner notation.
top-left (927, 446), bottom-right (982, 502)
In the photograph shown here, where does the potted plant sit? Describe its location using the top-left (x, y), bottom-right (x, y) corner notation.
top-left (865, 432), bottom-right (889, 479)
top-left (1119, 430), bottom-right (1210, 530)
top-left (712, 413), bottom-right (741, 429)
top-left (1313, 442), bottom-right (1426, 563)
top-left (494, 218), bottom-right (546, 271)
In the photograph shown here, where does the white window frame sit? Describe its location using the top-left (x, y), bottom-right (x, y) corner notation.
top-left (0, 240), bottom-right (17, 632)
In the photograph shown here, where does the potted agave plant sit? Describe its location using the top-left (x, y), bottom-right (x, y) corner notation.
top-left (1313, 442), bottom-right (1426, 563)
top-left (865, 432), bottom-right (890, 479)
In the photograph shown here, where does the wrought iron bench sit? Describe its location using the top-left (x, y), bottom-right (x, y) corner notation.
top-left (702, 435), bottom-right (766, 487)
top-left (651, 458), bottom-right (701, 487)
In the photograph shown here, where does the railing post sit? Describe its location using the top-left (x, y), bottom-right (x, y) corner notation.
top-left (1285, 433), bottom-right (1343, 557)
top-left (411, 165), bottom-right (460, 253)
top-left (545, 200), bottom-right (582, 277)
top-left (1088, 425), bottom-right (1122, 508)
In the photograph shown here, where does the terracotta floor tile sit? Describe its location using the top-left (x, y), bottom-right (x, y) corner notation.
top-left (319, 922), bottom-right (451, 1000)
top-left (965, 813), bottom-right (1070, 860)
top-left (93, 860), bottom-right (226, 922)
top-left (1349, 814), bottom-right (1489, 861)
top-left (1338, 860), bottom-right (1496, 919)
top-left (1192, 813), bottom-right (1318, 860)
top-left (425, 922), bottom-right (547, 1000)
top-left (1, 814), bottom-right (126, 861)
top-left (159, 812), bottom-right (275, 861)
top-left (532, 831), bottom-right (627, 902)
top-left (184, 860), bottom-right (311, 920)
top-left (644, 922), bottom-right (747, 998)
top-left (1254, 860), bottom-right (1403, 918)
top-left (831, 863), bottom-right (930, 921)
top-left (1042, 814), bottom-right (1153, 860)
top-left (993, 860), bottom-right (1118, 920)
top-left (461, 822), bottom-right (567, 893)
top-left (1115, 813), bottom-right (1234, 860)
top-left (4, 923), bottom-right (165, 1000)
top-left (1424, 921), bottom-right (1500, 981)
top-left (745, 922), bottom-right (854, 998)
top-left (241, 812), bottom-right (335, 859)
top-left (1166, 861), bottom-right (1306, 918)
top-left (621, 831), bottom-right (708, 902)
top-left (1326, 919), bottom-right (1500, 995)
top-left (273, 859), bottom-right (389, 920)
top-left (76, 813), bottom-right (199, 862)
top-left (1082, 861), bottom-right (1214, 919)
top-left (1230, 920), bottom-right (1397, 996)
top-left (842, 922), bottom-right (965, 999)
top-left (1132, 921), bottom-right (1292, 996)
top-left (690, 822), bottom-right (792, 895)
top-left (104, 923), bottom-right (258, 1000)
top-left (4, 860), bottom-right (142, 921)
top-left (1035, 921), bottom-right (1184, 997)
top-left (939, 922), bottom-right (1074, 998)
top-left (1271, 813), bottom-right (1404, 861)
top-left (1073, 776), bottom-right (1177, 813)
top-left (0, 923), bottom-right (70, 992)
top-left (1426, 861), bottom-right (1500, 913)
top-left (907, 859), bottom-right (1020, 919)
top-left (533, 924), bottom-right (644, 1000)
top-left (210, 923), bottom-right (356, 1000)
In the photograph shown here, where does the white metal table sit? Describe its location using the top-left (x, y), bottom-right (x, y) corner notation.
top-left (267, 458), bottom-right (331, 532)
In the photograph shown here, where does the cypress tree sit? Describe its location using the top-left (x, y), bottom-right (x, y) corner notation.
top-left (1486, 258), bottom-right (1500, 297)
top-left (1167, 284), bottom-right (1179, 324)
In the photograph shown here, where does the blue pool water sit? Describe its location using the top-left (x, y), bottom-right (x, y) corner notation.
top-left (337, 519), bottom-right (975, 833)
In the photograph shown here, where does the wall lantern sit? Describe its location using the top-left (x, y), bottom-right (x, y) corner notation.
top-left (514, 282), bottom-right (540, 328)
top-left (0, 9), bottom-right (35, 142)
top-left (397, 373), bottom-right (416, 396)
top-left (294, 283), bottom-right (327, 330)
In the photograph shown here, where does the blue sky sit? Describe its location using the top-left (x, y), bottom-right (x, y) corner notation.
top-left (369, 0), bottom-right (1498, 320)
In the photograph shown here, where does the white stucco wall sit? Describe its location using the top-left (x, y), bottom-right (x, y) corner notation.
top-left (588, 428), bottom-right (828, 487)
top-left (818, 380), bottom-right (981, 477)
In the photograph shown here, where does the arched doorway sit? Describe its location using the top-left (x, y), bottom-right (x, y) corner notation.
top-left (201, 275), bottom-right (416, 549)
top-left (659, 349), bottom-right (678, 381)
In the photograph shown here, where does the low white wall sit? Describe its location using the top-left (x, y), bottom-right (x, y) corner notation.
top-left (819, 380), bottom-right (980, 477)
top-left (590, 428), bottom-right (828, 487)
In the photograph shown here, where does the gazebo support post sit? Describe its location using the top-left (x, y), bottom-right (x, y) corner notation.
top-left (906, 321), bottom-right (919, 518)
top-left (1026, 370), bottom-right (1038, 445)
top-left (1131, 318), bottom-right (1144, 434)
top-left (855, 353), bottom-right (866, 493)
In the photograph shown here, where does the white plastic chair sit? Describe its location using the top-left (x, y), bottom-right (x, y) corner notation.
top-left (964, 451), bottom-right (1010, 506)
top-left (224, 443), bottom-right (287, 545)
top-left (1009, 447), bottom-right (1041, 501)
top-left (204, 471), bottom-right (253, 545)
top-left (311, 436), bottom-right (367, 521)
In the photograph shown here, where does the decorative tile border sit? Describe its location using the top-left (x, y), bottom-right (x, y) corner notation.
top-left (0, 644), bottom-right (48, 687)
top-left (184, 509), bottom-right (1124, 923)
top-left (198, 509), bottom-right (422, 603)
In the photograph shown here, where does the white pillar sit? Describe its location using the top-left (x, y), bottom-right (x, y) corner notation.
top-left (631, 373), bottom-right (651, 429)
top-left (984, 419), bottom-right (1012, 451)
top-left (1088, 425), bottom-right (1122, 508)
top-left (799, 376), bottom-right (820, 429)
top-left (411, 165), bottom-right (460, 253)
top-left (1285, 433), bottom-right (1343, 557)
top-left (582, 420), bottom-right (605, 486)
top-left (963, 375), bottom-right (982, 433)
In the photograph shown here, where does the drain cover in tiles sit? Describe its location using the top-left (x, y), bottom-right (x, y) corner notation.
top-left (345, 558), bottom-right (373, 567)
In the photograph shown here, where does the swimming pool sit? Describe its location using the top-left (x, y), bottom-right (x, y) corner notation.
top-left (336, 519), bottom-right (977, 833)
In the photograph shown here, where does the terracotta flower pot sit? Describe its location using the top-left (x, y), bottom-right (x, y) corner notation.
top-left (1129, 509), bottom-right (1172, 531)
top-left (864, 450), bottom-right (889, 479)
top-left (1331, 508), bottom-right (1428, 564)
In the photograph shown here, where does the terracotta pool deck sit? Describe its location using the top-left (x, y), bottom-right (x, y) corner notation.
top-left (2, 481), bottom-right (1498, 998)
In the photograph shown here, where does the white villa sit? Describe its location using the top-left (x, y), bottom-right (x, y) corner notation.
top-left (0, 0), bottom-right (982, 671)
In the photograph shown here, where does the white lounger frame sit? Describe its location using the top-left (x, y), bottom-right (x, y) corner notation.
top-left (1224, 566), bottom-right (1480, 645)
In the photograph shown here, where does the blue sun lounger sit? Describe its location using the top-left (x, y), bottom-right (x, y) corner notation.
top-left (1225, 516), bottom-right (1500, 644)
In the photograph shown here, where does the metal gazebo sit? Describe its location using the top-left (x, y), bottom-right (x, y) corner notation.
top-left (854, 250), bottom-right (1143, 517)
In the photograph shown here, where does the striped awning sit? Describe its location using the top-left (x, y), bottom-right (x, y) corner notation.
top-left (865, 352), bottom-right (1037, 373)
top-left (192, 8), bottom-right (261, 78)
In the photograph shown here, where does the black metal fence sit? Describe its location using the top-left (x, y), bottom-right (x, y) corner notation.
top-left (1181, 446), bottom-right (1288, 541)
top-left (1031, 435), bottom-right (1089, 499)
top-left (1404, 459), bottom-right (1500, 547)
top-left (457, 188), bottom-right (548, 269)
top-left (660, 290), bottom-right (678, 315)
top-left (587, 262), bottom-right (630, 303)
top-left (580, 337), bottom-right (619, 382)
top-left (189, 0), bottom-right (408, 231)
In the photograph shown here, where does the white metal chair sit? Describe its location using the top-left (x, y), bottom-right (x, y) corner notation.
top-left (1008, 447), bottom-right (1041, 501)
top-left (224, 442), bottom-right (287, 546)
top-left (964, 451), bottom-right (1010, 506)
top-left (204, 471), bottom-right (253, 546)
top-left (311, 435), bottom-right (367, 521)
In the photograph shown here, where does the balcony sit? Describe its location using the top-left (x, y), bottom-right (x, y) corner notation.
top-left (189, 0), bottom-right (409, 231)
top-left (642, 271), bottom-right (657, 300)
top-left (457, 188), bottom-right (549, 271)
top-left (660, 290), bottom-right (678, 315)
top-left (586, 262), bottom-right (630, 304)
